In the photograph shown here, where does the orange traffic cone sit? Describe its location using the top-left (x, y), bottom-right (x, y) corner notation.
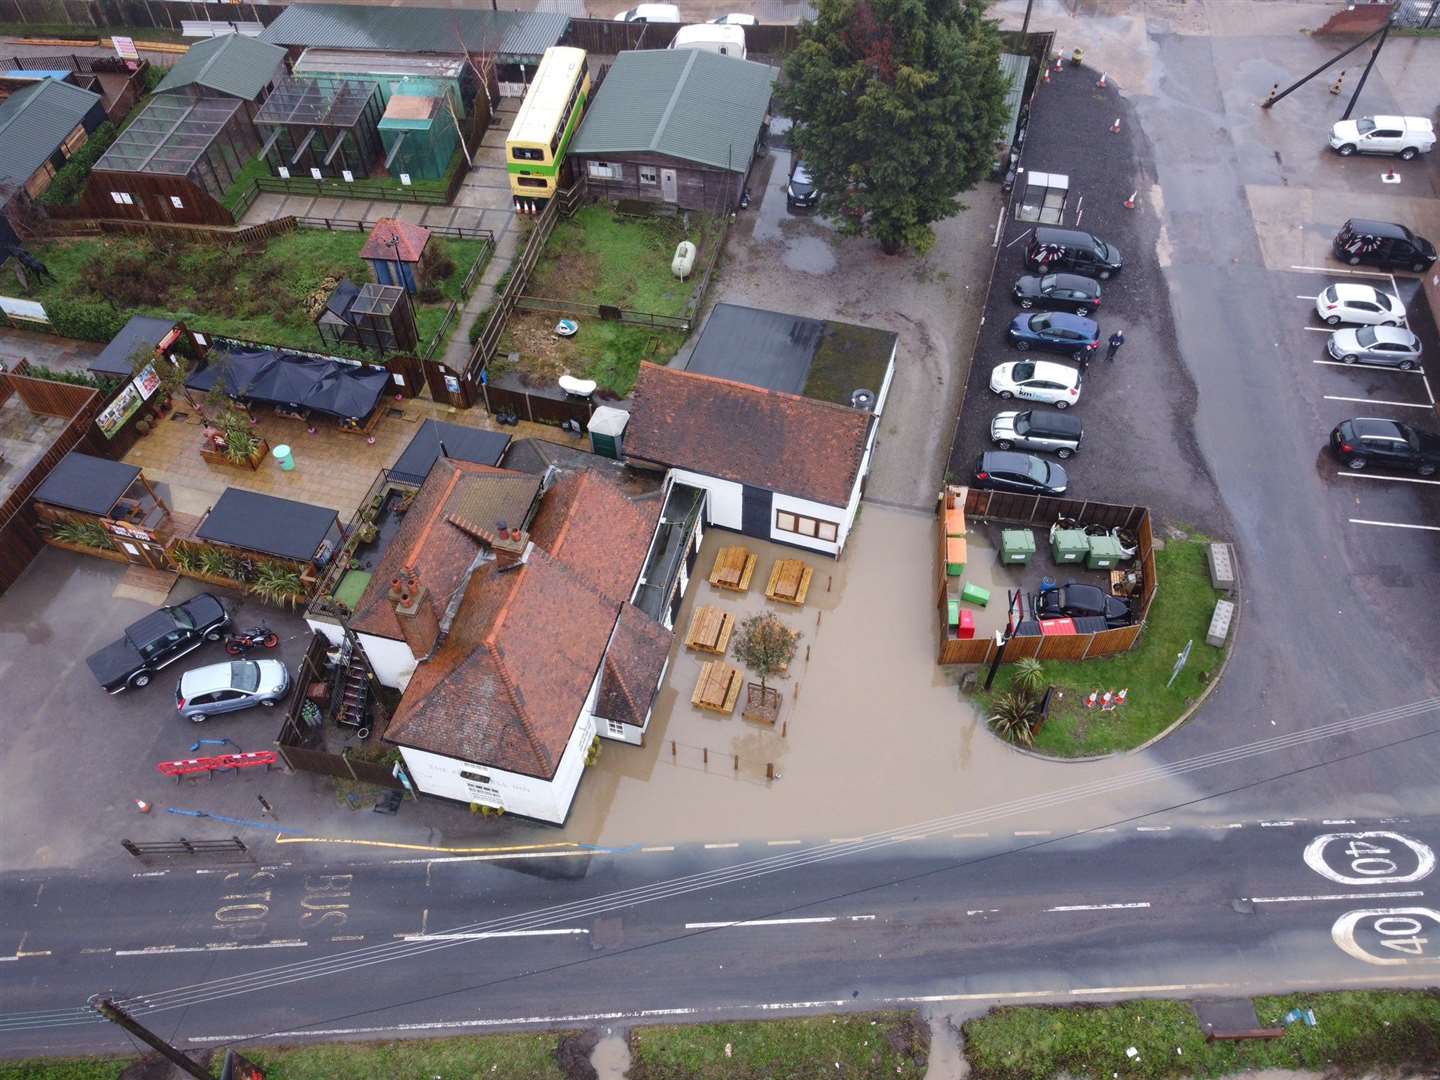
top-left (1097, 72), bottom-right (1107, 88)
top-left (1085, 690), bottom-right (1099, 709)
top-left (1042, 66), bottom-right (1051, 85)
top-left (135, 799), bottom-right (152, 813)
top-left (1115, 688), bottom-right (1129, 707)
top-left (1110, 117), bottom-right (1121, 134)
top-left (1124, 191), bottom-right (1137, 209)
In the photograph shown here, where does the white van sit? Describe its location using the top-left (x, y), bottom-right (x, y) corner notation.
top-left (614, 3), bottom-right (681, 21)
top-left (669, 23), bottom-right (747, 59)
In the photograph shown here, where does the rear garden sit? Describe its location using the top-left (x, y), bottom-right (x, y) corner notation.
top-left (493, 205), bottom-right (722, 397)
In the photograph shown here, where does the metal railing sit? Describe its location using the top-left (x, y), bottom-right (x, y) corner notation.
top-left (122, 837), bottom-right (248, 859)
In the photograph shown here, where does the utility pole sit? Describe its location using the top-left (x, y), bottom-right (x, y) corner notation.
top-left (89, 997), bottom-right (211, 1080)
top-left (1020, 0), bottom-right (1035, 40)
top-left (1342, 18), bottom-right (1391, 121)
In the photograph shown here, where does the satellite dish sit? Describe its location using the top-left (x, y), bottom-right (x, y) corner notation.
top-left (850, 388), bottom-right (876, 411)
top-left (558, 374), bottom-right (597, 398)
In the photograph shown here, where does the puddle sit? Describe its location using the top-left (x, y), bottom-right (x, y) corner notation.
top-left (591, 1030), bottom-right (631, 1080)
top-left (782, 235), bottom-right (838, 274)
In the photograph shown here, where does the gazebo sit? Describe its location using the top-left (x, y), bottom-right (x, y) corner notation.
top-left (194, 488), bottom-right (341, 568)
top-left (31, 451), bottom-right (173, 567)
top-left (360, 218), bottom-right (431, 294)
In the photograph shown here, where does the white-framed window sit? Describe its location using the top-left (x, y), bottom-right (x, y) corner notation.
top-left (607, 719), bottom-right (625, 737)
top-left (587, 160), bottom-right (620, 180)
top-left (776, 510), bottom-right (839, 543)
top-left (169, 196), bottom-right (184, 209)
top-left (639, 165), bottom-right (658, 185)
top-left (110, 191), bottom-right (134, 205)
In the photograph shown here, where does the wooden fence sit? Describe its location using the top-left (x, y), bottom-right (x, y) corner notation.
top-left (560, 17), bottom-right (800, 56)
top-left (0, 0), bottom-right (283, 33)
top-left (481, 377), bottom-right (594, 429)
top-left (512, 295), bottom-right (690, 331)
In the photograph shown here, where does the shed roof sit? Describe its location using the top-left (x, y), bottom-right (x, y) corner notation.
top-left (155, 33), bottom-right (286, 101)
top-left (0, 78), bottom-right (102, 186)
top-left (253, 74), bottom-right (378, 129)
top-left (261, 4), bottom-right (568, 60)
top-left (360, 218), bottom-right (431, 262)
top-left (195, 487), bottom-right (339, 562)
top-left (999, 52), bottom-right (1030, 146)
top-left (32, 451), bottom-right (139, 515)
top-left (570, 49), bottom-right (776, 172)
top-left (389, 420), bottom-right (510, 486)
top-left (89, 315), bottom-right (177, 379)
top-left (94, 95), bottom-right (244, 176)
top-left (596, 602), bottom-right (673, 728)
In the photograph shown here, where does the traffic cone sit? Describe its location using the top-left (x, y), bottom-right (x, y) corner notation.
top-left (1101, 690), bottom-right (1114, 711)
top-left (1054, 54), bottom-right (1064, 73)
top-left (1085, 690), bottom-right (1098, 709)
top-left (1110, 116), bottom-right (1121, 134)
top-left (1042, 66), bottom-right (1051, 85)
top-left (1124, 190), bottom-right (1137, 209)
top-left (135, 799), bottom-right (152, 813)
top-left (1097, 71), bottom-right (1107, 88)
top-left (1115, 688), bottom-right (1128, 707)
top-left (1330, 70), bottom-right (1345, 95)
top-left (1382, 167), bottom-right (1400, 183)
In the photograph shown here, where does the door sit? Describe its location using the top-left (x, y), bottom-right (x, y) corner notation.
top-left (660, 168), bottom-right (678, 204)
top-left (741, 484), bottom-right (771, 539)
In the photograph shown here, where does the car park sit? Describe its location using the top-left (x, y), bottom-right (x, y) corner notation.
top-left (86, 593), bottom-right (229, 693)
top-left (990, 408), bottom-right (1083, 457)
top-left (1333, 219), bottom-right (1436, 273)
top-left (176, 658), bottom-right (290, 721)
top-left (989, 359), bottom-right (1082, 407)
top-left (973, 450), bottom-right (1069, 496)
top-left (1007, 311), bottom-right (1100, 357)
top-left (1012, 272), bottom-right (1101, 315)
top-left (1326, 325), bottom-right (1423, 369)
top-left (1329, 116), bottom-right (1435, 160)
top-left (1314, 282), bottom-right (1406, 326)
top-left (614, 3), bottom-right (680, 20)
top-left (786, 161), bottom-right (819, 211)
top-left (1330, 418), bottom-right (1440, 475)
top-left (1024, 226), bottom-right (1123, 279)
top-left (1034, 582), bottom-right (1134, 628)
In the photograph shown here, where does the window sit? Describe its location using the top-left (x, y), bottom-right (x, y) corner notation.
top-left (639, 165), bottom-right (658, 185)
top-left (459, 770), bottom-right (492, 784)
top-left (512, 146), bottom-right (543, 161)
top-left (170, 196), bottom-right (184, 209)
top-left (61, 124), bottom-right (88, 156)
top-left (588, 161), bottom-right (619, 180)
top-left (517, 176), bottom-right (547, 188)
top-left (776, 510), bottom-right (839, 543)
top-left (110, 191), bottom-right (133, 205)
top-left (607, 720), bottom-right (626, 737)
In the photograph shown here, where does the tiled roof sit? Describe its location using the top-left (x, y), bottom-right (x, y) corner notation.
top-left (384, 547), bottom-right (619, 779)
top-left (527, 469), bottom-right (660, 604)
top-left (350, 461), bottom-right (542, 640)
top-left (155, 33), bottom-right (286, 101)
top-left (625, 363), bottom-right (872, 508)
top-left (596, 603), bottom-right (673, 728)
top-left (360, 217), bottom-right (431, 263)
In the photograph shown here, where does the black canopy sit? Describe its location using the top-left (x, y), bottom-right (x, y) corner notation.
top-left (187, 347), bottom-right (389, 420)
top-left (90, 315), bottom-right (176, 379)
top-left (32, 452), bottom-right (141, 515)
top-left (195, 488), bottom-right (339, 563)
top-left (389, 420), bottom-right (511, 485)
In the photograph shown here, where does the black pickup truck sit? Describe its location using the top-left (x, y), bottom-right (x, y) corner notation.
top-left (86, 593), bottom-right (230, 693)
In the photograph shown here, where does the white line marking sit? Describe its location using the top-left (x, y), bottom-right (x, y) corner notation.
top-left (767, 840), bottom-right (803, 846)
top-left (1423, 372), bottom-right (1435, 405)
top-left (641, 846), bottom-right (675, 853)
top-left (966, 909), bottom-right (1001, 916)
top-left (117, 940), bottom-right (308, 957)
top-left (1249, 890), bottom-right (1425, 904)
top-left (329, 935), bottom-right (365, 942)
top-left (1290, 264), bottom-right (1392, 279)
top-left (684, 915), bottom-right (876, 929)
top-left (1337, 471), bottom-right (1440, 486)
top-left (1047, 902), bottom-right (1151, 912)
top-left (194, 869), bottom-right (228, 875)
top-left (1349, 518), bottom-right (1440, 531)
top-left (1323, 394), bottom-right (1432, 409)
top-left (1205, 823), bottom-right (1245, 829)
top-left (1296, 294), bottom-right (1318, 300)
top-left (1312, 359), bottom-right (1427, 374)
top-left (0, 957), bottom-right (16, 963)
top-left (387, 850), bottom-right (600, 865)
top-left (131, 871), bottom-right (168, 878)
top-left (953, 832), bottom-right (990, 838)
top-left (1260, 820), bottom-right (1297, 827)
top-left (398, 929), bottom-right (588, 941)
top-left (1069, 982), bottom-right (1229, 995)
top-left (1136, 826), bottom-right (1171, 832)
top-left (1091, 828), bottom-right (1119, 833)
top-left (1323, 819), bottom-right (1358, 825)
top-left (704, 843), bottom-right (739, 850)
top-left (830, 837), bottom-right (863, 844)
top-left (80, 947), bottom-right (112, 955)
top-left (1303, 326), bottom-right (1334, 333)
top-left (1014, 830), bottom-right (1052, 836)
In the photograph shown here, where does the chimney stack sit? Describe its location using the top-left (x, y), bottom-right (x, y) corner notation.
top-left (390, 565), bottom-right (440, 657)
top-left (490, 527), bottom-right (530, 568)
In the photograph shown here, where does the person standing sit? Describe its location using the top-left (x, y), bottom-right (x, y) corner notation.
top-left (1106, 330), bottom-right (1125, 362)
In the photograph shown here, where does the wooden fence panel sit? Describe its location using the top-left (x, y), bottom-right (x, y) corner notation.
top-left (1084, 624), bottom-right (1141, 658)
top-left (8, 372), bottom-right (97, 417)
top-left (939, 636), bottom-right (994, 665)
top-left (483, 381), bottom-right (592, 429)
top-left (1001, 635), bottom-right (1042, 661)
top-left (1035, 634), bottom-right (1093, 661)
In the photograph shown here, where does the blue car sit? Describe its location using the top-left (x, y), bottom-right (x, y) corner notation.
top-left (1007, 311), bottom-right (1100, 358)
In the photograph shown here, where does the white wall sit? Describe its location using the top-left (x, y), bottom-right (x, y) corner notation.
top-left (873, 345), bottom-right (897, 417)
top-left (305, 618), bottom-right (345, 647)
top-left (593, 654), bottom-right (669, 744)
top-left (770, 490), bottom-right (848, 557)
top-left (357, 632), bottom-right (417, 689)
top-left (668, 468), bottom-right (742, 530)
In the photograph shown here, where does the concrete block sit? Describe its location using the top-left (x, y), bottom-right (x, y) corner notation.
top-left (1207, 542), bottom-right (1236, 592)
top-left (1206, 598), bottom-right (1235, 647)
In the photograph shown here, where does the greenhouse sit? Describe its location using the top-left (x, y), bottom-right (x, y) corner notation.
top-left (253, 74), bottom-right (384, 179)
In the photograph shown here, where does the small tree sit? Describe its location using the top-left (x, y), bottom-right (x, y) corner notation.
top-left (1012, 657), bottom-right (1046, 696)
top-left (731, 613), bottom-right (801, 692)
top-left (988, 689), bottom-right (1039, 746)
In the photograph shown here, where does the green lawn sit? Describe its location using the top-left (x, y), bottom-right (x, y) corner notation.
top-left (963, 991), bottom-right (1440, 1080)
top-left (975, 538), bottom-right (1227, 757)
top-left (628, 1013), bottom-right (929, 1079)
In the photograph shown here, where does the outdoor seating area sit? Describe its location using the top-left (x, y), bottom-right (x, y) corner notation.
top-left (691, 659), bottom-right (742, 715)
top-left (684, 604), bottom-right (734, 655)
top-left (709, 545), bottom-right (756, 592)
top-left (765, 559), bottom-right (813, 606)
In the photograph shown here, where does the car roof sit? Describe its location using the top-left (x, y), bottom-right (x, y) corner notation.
top-left (1346, 417), bottom-right (1408, 439)
top-left (981, 450), bottom-right (1041, 471)
top-left (1039, 311), bottom-right (1098, 331)
top-left (180, 660), bottom-right (244, 696)
top-left (1358, 325), bottom-right (1420, 344)
top-left (1059, 582), bottom-right (1103, 600)
top-left (1022, 409), bottom-right (1083, 435)
top-left (1022, 360), bottom-right (1081, 383)
top-left (1331, 282), bottom-right (1386, 302)
top-left (1033, 226), bottom-right (1097, 245)
top-left (1045, 273), bottom-right (1100, 292)
top-left (1342, 218), bottom-right (1412, 240)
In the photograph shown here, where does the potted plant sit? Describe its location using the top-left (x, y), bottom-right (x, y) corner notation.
top-left (732, 613), bottom-right (801, 726)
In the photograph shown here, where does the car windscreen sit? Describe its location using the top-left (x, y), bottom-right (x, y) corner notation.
top-left (1039, 274), bottom-right (1057, 290)
top-left (1013, 413), bottom-right (1032, 435)
top-left (1011, 362), bottom-right (1034, 381)
top-left (231, 661), bottom-right (260, 693)
top-left (1322, 285), bottom-right (1337, 303)
top-left (1026, 458), bottom-right (1049, 483)
top-left (1093, 238), bottom-right (1111, 259)
top-left (173, 607), bottom-right (195, 630)
top-left (1356, 118), bottom-right (1376, 134)
top-left (1356, 326), bottom-right (1378, 346)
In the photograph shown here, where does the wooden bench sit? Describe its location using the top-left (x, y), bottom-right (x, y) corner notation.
top-left (684, 605), bottom-right (735, 654)
top-left (708, 545), bottom-right (756, 592)
top-left (765, 558), bottom-right (812, 606)
top-left (691, 660), bottom-right (741, 714)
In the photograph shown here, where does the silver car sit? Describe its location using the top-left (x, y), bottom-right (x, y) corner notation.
top-left (990, 409), bottom-right (1083, 458)
top-left (176, 659), bottom-right (290, 722)
top-left (1327, 325), bottom-right (1423, 369)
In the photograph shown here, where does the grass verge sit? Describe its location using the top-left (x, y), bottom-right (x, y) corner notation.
top-left (628, 1012), bottom-right (929, 1079)
top-left (975, 537), bottom-right (1226, 757)
top-left (963, 990), bottom-right (1440, 1079)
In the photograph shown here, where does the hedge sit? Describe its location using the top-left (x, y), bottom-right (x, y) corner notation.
top-left (44, 297), bottom-right (127, 342)
top-left (37, 121), bottom-right (117, 208)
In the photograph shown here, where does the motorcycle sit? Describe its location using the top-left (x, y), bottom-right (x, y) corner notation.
top-left (224, 625), bottom-right (280, 656)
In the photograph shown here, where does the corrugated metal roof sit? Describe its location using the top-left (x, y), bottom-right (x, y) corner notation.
top-left (1000, 52), bottom-right (1030, 145)
top-left (0, 78), bottom-right (102, 186)
top-left (260, 4), bottom-right (568, 60)
top-left (570, 50), bottom-right (776, 172)
top-left (155, 34), bottom-right (287, 101)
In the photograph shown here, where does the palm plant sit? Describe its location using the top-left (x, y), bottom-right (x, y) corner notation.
top-left (1012, 657), bottom-right (1046, 697)
top-left (198, 547), bottom-right (228, 579)
top-left (50, 519), bottom-right (115, 550)
top-left (251, 561), bottom-right (306, 607)
top-left (167, 543), bottom-right (200, 573)
top-left (988, 690), bottom-right (1040, 747)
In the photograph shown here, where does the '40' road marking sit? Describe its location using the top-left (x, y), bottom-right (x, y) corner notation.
top-left (1304, 832), bottom-right (1435, 886)
top-left (1332, 908), bottom-right (1440, 966)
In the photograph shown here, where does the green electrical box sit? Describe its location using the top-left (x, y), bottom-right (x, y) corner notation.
top-left (1000, 528), bottom-right (1036, 565)
top-left (961, 582), bottom-right (990, 607)
top-left (1086, 534), bottom-right (1126, 569)
top-left (1051, 528), bottom-right (1089, 564)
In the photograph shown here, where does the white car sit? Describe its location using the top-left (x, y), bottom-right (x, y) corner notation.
top-left (710, 12), bottom-right (758, 23)
top-left (1330, 116), bottom-right (1435, 160)
top-left (614, 3), bottom-right (681, 21)
top-left (989, 359), bottom-right (1082, 408)
top-left (1314, 283), bottom-right (1406, 327)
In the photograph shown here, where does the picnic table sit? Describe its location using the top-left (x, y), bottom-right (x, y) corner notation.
top-left (685, 605), bottom-right (735, 654)
top-left (708, 545), bottom-right (756, 592)
top-left (765, 559), bottom-right (813, 606)
top-left (691, 660), bottom-right (741, 714)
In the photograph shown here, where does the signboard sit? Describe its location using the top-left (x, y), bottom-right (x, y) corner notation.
top-left (112, 35), bottom-right (139, 61)
top-left (96, 383), bottom-right (143, 439)
top-left (342, 170), bottom-right (354, 182)
top-left (277, 167), bottom-right (290, 179)
top-left (443, 374), bottom-right (461, 394)
top-left (0, 296), bottom-right (48, 322)
top-left (133, 362), bottom-right (161, 401)
top-left (399, 173), bottom-right (412, 186)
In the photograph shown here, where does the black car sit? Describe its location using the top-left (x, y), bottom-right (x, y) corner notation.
top-left (1330, 417), bottom-right (1440, 476)
top-left (786, 161), bottom-right (819, 211)
top-left (1012, 272), bottom-right (1102, 315)
top-left (973, 450), bottom-right (1069, 496)
top-left (86, 592), bottom-right (229, 693)
top-left (1024, 226), bottom-right (1123, 279)
top-left (1035, 583), bottom-right (1134, 628)
top-left (1332, 218), bottom-right (1436, 273)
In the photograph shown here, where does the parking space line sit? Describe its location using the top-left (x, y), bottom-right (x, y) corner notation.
top-left (1312, 359), bottom-right (1427, 375)
top-left (1290, 264), bottom-right (1393, 279)
top-left (1296, 294), bottom-right (1318, 300)
top-left (1323, 395), bottom-right (1432, 410)
top-left (1349, 518), bottom-right (1440, 531)
top-left (1336, 472), bottom-right (1440, 487)
top-left (1423, 374), bottom-right (1435, 406)
top-left (1303, 327), bottom-right (1333, 333)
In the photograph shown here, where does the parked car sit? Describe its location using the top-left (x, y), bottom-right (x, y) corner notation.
top-left (990, 408), bottom-right (1084, 458)
top-left (176, 659), bottom-right (290, 722)
top-left (1314, 282), bottom-right (1406, 326)
top-left (973, 450), bottom-right (1069, 496)
top-left (1327, 325), bottom-right (1423, 369)
top-left (670, 23), bottom-right (746, 57)
top-left (1035, 583), bottom-right (1134, 628)
top-left (1012, 272), bottom-right (1101, 315)
top-left (1007, 311), bottom-right (1101, 357)
top-left (989, 359), bottom-right (1082, 408)
top-left (614, 3), bottom-right (680, 20)
top-left (86, 593), bottom-right (229, 693)
top-left (786, 161), bottom-right (819, 211)
top-left (1329, 116), bottom-right (1435, 160)
top-left (1330, 417), bottom-right (1440, 475)
top-left (710, 12), bottom-right (758, 23)
top-left (1024, 226), bottom-right (1123, 279)
top-left (1333, 218), bottom-right (1436, 273)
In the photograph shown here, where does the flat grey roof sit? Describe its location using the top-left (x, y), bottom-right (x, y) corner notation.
top-left (260, 4), bottom-right (568, 60)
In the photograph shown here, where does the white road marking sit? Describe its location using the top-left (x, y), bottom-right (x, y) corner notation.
top-left (1349, 518), bottom-right (1440, 531)
top-left (131, 871), bottom-right (168, 878)
top-left (1303, 326), bottom-right (1335, 333)
top-left (1014, 830), bottom-right (1052, 837)
top-left (1261, 821), bottom-right (1298, 827)
top-left (1289, 264), bottom-right (1392, 279)
top-left (398, 929), bottom-right (588, 941)
top-left (80, 947), bottom-right (112, 955)
top-left (387, 850), bottom-right (600, 865)
top-left (1296, 294), bottom-right (1318, 300)
top-left (684, 915), bottom-right (876, 929)
top-left (1337, 471), bottom-right (1440, 486)
top-left (117, 940), bottom-right (308, 957)
top-left (704, 843), bottom-right (739, 850)
top-left (329, 935), bottom-right (365, 942)
top-left (966, 908), bottom-right (1001, 916)
top-left (953, 832), bottom-right (990, 838)
top-left (1324, 819), bottom-right (1358, 825)
top-left (1250, 890), bottom-right (1425, 904)
top-left (1091, 828), bottom-right (1119, 833)
top-left (1069, 982), bottom-right (1229, 994)
top-left (1423, 373), bottom-right (1435, 405)
top-left (1136, 826), bottom-right (1171, 832)
top-left (767, 840), bottom-right (803, 846)
top-left (829, 837), bottom-right (863, 844)
top-left (1313, 359), bottom-right (1427, 374)
top-left (1305, 831), bottom-right (1436, 885)
top-left (1324, 394), bottom-right (1432, 409)
top-left (1047, 902), bottom-right (1151, 912)
top-left (641, 846), bottom-right (675, 853)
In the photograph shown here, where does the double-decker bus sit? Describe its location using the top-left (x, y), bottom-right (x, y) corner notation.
top-left (506, 46), bottom-right (590, 214)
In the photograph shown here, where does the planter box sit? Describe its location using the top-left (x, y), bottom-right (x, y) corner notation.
top-left (43, 538), bottom-right (131, 563)
top-left (742, 683), bottom-right (782, 726)
top-left (201, 437), bottom-right (269, 471)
